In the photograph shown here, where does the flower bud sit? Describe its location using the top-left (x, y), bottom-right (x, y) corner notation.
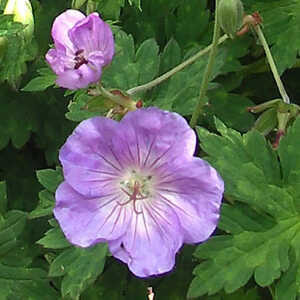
top-left (4, 0), bottom-right (34, 42)
top-left (217, 0), bottom-right (244, 39)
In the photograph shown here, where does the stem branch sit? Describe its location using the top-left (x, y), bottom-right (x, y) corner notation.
top-left (254, 25), bottom-right (290, 104)
top-left (189, 0), bottom-right (221, 128)
top-left (126, 34), bottom-right (228, 95)
top-left (98, 85), bottom-right (136, 110)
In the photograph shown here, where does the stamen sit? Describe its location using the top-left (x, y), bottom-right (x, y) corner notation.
top-left (74, 49), bottom-right (88, 69)
top-left (118, 181), bottom-right (148, 214)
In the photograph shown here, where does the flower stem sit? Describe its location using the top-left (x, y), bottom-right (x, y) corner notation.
top-left (126, 34), bottom-right (228, 95)
top-left (189, 0), bottom-right (221, 128)
top-left (98, 85), bottom-right (136, 111)
top-left (254, 25), bottom-right (290, 104)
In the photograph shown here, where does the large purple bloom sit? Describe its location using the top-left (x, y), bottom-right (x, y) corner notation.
top-left (46, 10), bottom-right (114, 90)
top-left (54, 108), bottom-right (224, 277)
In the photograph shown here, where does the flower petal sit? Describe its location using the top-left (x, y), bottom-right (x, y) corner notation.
top-left (110, 200), bottom-right (183, 277)
top-left (69, 13), bottom-right (114, 65)
top-left (45, 44), bottom-right (68, 74)
top-left (51, 9), bottom-right (85, 51)
top-left (55, 63), bottom-right (102, 90)
top-left (59, 117), bottom-right (124, 197)
top-left (117, 108), bottom-right (196, 170)
top-left (156, 158), bottom-right (224, 243)
top-left (54, 182), bottom-right (132, 247)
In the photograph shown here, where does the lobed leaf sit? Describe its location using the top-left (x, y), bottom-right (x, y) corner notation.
top-left (189, 117), bottom-right (300, 299)
top-left (102, 31), bottom-right (159, 96)
top-left (49, 243), bottom-right (108, 299)
top-left (36, 167), bottom-right (63, 193)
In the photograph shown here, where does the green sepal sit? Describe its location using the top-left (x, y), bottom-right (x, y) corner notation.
top-left (253, 107), bottom-right (277, 135)
top-left (248, 99), bottom-right (281, 114)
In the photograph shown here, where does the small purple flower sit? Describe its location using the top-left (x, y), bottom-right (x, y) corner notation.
top-left (46, 10), bottom-right (114, 90)
top-left (54, 108), bottom-right (224, 277)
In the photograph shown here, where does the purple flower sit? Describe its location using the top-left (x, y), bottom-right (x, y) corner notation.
top-left (46, 10), bottom-right (114, 90)
top-left (54, 108), bottom-right (224, 277)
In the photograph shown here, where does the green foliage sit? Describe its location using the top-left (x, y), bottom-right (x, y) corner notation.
top-left (22, 67), bottom-right (56, 92)
top-left (150, 43), bottom-right (227, 114)
top-left (49, 243), bottom-right (108, 299)
top-left (0, 208), bottom-right (58, 299)
top-left (0, 181), bottom-right (7, 215)
top-left (245, 0), bottom-right (300, 75)
top-left (36, 167), bottom-right (63, 193)
top-left (65, 90), bottom-right (107, 122)
top-left (0, 0), bottom-right (300, 299)
top-left (102, 30), bottom-right (159, 95)
top-left (37, 219), bottom-right (71, 249)
top-left (188, 117), bottom-right (300, 299)
top-left (0, 18), bottom-right (37, 87)
top-left (30, 167), bottom-right (63, 219)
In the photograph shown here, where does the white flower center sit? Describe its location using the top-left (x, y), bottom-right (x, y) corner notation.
top-left (118, 169), bottom-right (154, 214)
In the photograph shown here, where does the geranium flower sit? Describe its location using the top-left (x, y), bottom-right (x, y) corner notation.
top-left (46, 10), bottom-right (114, 90)
top-left (54, 108), bottom-right (224, 277)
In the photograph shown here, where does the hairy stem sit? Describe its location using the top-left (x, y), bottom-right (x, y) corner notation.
top-left (254, 25), bottom-right (290, 104)
top-left (126, 34), bottom-right (228, 95)
top-left (189, 0), bottom-right (221, 128)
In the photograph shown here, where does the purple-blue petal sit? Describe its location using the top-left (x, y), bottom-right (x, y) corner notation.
top-left (59, 117), bottom-right (122, 197)
top-left (51, 9), bottom-right (85, 52)
top-left (55, 63), bottom-right (102, 90)
top-left (114, 107), bottom-right (196, 169)
top-left (155, 158), bottom-right (224, 243)
top-left (109, 199), bottom-right (183, 277)
top-left (54, 182), bottom-right (132, 247)
top-left (69, 13), bottom-right (114, 66)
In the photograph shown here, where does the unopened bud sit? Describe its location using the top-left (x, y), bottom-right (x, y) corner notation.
top-left (217, 0), bottom-right (244, 39)
top-left (4, 0), bottom-right (34, 42)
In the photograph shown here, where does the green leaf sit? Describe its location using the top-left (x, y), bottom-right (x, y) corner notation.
top-left (0, 87), bottom-right (41, 149)
top-left (248, 1), bottom-right (300, 74)
top-left (0, 181), bottom-right (7, 215)
top-left (66, 91), bottom-right (99, 122)
top-left (22, 67), bottom-right (56, 92)
top-left (159, 38), bottom-right (181, 75)
top-left (188, 218), bottom-right (298, 298)
top-left (189, 118), bottom-right (300, 299)
top-left (0, 32), bottom-right (37, 88)
top-left (37, 226), bottom-right (71, 249)
top-left (36, 167), bottom-right (63, 193)
top-left (0, 210), bottom-right (27, 257)
top-left (277, 117), bottom-right (300, 184)
top-left (49, 243), bottom-right (108, 299)
top-left (219, 203), bottom-right (275, 235)
top-left (205, 88), bottom-right (255, 132)
top-left (96, 0), bottom-right (125, 19)
top-left (174, 0), bottom-right (209, 48)
top-left (152, 47), bottom-right (227, 114)
top-left (0, 264), bottom-right (58, 299)
top-left (29, 190), bottom-right (54, 219)
top-left (102, 31), bottom-right (159, 95)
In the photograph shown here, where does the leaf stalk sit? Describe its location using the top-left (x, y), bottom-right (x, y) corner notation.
top-left (189, 0), bottom-right (221, 128)
top-left (254, 24), bottom-right (290, 104)
top-left (126, 34), bottom-right (228, 95)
